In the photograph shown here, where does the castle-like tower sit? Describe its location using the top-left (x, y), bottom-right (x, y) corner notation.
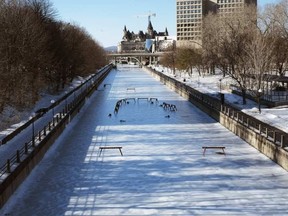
top-left (118, 21), bottom-right (169, 53)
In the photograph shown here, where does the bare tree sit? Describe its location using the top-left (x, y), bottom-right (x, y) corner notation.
top-left (0, 0), bottom-right (108, 112)
top-left (0, 0), bottom-right (51, 108)
top-left (244, 27), bottom-right (274, 112)
top-left (202, 5), bottom-right (263, 105)
top-left (159, 44), bottom-right (177, 75)
top-left (202, 13), bottom-right (223, 76)
top-left (175, 47), bottom-right (202, 77)
top-left (57, 23), bottom-right (107, 88)
top-left (262, 0), bottom-right (288, 77)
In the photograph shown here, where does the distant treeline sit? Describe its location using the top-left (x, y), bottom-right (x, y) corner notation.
top-left (0, 0), bottom-right (108, 110)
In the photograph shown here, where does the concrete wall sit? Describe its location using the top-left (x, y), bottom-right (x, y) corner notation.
top-left (146, 67), bottom-right (288, 171)
top-left (219, 114), bottom-right (288, 170)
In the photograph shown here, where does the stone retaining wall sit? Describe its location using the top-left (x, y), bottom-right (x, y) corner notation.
top-left (146, 67), bottom-right (288, 171)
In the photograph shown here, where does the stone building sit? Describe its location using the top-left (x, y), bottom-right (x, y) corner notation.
top-left (117, 21), bottom-right (171, 53)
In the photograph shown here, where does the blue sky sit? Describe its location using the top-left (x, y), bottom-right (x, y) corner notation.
top-left (50, 0), bottom-right (277, 48)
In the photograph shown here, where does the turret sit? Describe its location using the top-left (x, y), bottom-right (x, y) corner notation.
top-left (165, 27), bottom-right (169, 36)
top-left (147, 21), bottom-right (155, 38)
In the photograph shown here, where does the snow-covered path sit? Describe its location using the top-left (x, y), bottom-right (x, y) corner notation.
top-left (1, 66), bottom-right (288, 215)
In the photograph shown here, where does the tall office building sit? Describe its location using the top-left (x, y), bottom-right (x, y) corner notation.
top-left (176, 0), bottom-right (257, 48)
top-left (176, 0), bottom-right (203, 47)
top-left (216, 0), bottom-right (257, 14)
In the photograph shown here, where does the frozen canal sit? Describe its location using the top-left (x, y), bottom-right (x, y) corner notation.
top-left (2, 66), bottom-right (288, 215)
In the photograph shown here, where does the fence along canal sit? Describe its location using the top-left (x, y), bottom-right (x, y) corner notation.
top-left (0, 64), bottom-right (113, 208)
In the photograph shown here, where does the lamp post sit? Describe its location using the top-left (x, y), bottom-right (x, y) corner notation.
top-left (258, 89), bottom-right (262, 114)
top-left (73, 88), bottom-right (76, 100)
top-left (51, 99), bottom-right (55, 125)
top-left (64, 91), bottom-right (68, 112)
top-left (31, 113), bottom-right (35, 147)
top-left (80, 81), bottom-right (83, 94)
top-left (219, 78), bottom-right (222, 93)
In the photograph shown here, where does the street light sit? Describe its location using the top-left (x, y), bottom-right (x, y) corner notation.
top-left (64, 91), bottom-right (68, 111)
top-left (258, 89), bottom-right (262, 114)
top-left (219, 78), bottom-right (222, 93)
top-left (51, 99), bottom-right (55, 125)
top-left (31, 113), bottom-right (35, 147)
top-left (73, 88), bottom-right (76, 100)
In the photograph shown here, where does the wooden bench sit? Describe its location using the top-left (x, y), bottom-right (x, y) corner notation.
top-left (202, 146), bottom-right (225, 156)
top-left (149, 98), bottom-right (159, 103)
top-left (138, 97), bottom-right (149, 101)
top-left (99, 146), bottom-right (123, 156)
top-left (125, 98), bottom-right (136, 102)
top-left (104, 84), bottom-right (111, 88)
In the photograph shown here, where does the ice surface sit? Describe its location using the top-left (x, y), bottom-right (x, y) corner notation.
top-left (1, 66), bottom-right (288, 216)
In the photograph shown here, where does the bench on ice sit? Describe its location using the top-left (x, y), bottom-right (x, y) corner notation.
top-left (149, 98), bottom-right (158, 103)
top-left (202, 146), bottom-right (226, 156)
top-left (126, 87), bottom-right (136, 91)
top-left (99, 146), bottom-right (123, 156)
top-left (137, 97), bottom-right (149, 101)
top-left (124, 98), bottom-right (136, 102)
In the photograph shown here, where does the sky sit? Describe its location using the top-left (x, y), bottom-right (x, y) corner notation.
top-left (50, 0), bottom-right (175, 48)
top-left (50, 0), bottom-right (277, 48)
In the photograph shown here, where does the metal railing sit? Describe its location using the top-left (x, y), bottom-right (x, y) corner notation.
top-left (0, 64), bottom-right (113, 180)
top-left (151, 68), bottom-right (288, 149)
top-left (230, 84), bottom-right (288, 102)
top-left (0, 112), bottom-right (66, 179)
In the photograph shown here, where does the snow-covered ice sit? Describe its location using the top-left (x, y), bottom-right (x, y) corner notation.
top-left (1, 65), bottom-right (288, 216)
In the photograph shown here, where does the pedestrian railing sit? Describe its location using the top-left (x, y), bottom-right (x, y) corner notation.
top-left (230, 84), bottom-right (288, 103)
top-left (150, 68), bottom-right (288, 149)
top-left (0, 112), bottom-right (65, 179)
top-left (220, 106), bottom-right (286, 147)
top-left (0, 64), bottom-right (113, 181)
